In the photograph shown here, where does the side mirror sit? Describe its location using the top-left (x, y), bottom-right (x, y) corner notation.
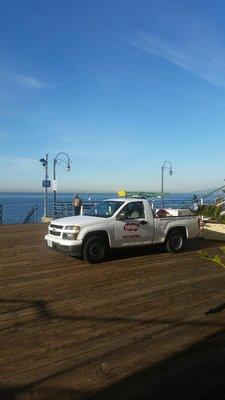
top-left (117, 212), bottom-right (127, 221)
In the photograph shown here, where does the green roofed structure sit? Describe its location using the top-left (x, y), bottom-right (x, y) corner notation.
top-left (117, 190), bottom-right (169, 198)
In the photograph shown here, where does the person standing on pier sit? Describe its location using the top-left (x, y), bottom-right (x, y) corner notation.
top-left (73, 194), bottom-right (82, 215)
top-left (193, 194), bottom-right (198, 212)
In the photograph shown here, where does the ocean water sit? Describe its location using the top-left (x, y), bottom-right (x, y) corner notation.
top-left (0, 191), bottom-right (223, 225)
top-left (0, 192), bottom-right (114, 224)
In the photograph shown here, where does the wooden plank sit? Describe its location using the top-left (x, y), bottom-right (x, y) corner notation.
top-left (0, 224), bottom-right (225, 399)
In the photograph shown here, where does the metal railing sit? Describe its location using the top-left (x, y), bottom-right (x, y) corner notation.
top-left (1, 192), bottom-right (222, 225)
top-left (23, 205), bottom-right (38, 224)
top-left (53, 202), bottom-right (74, 218)
top-left (82, 201), bottom-right (98, 213)
top-left (53, 201), bottom-right (98, 218)
top-left (178, 185), bottom-right (225, 210)
top-left (53, 199), bottom-right (207, 218)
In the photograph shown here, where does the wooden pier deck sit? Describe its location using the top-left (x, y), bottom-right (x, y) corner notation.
top-left (0, 223), bottom-right (225, 399)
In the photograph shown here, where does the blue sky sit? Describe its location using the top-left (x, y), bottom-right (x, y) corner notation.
top-left (1, 0), bottom-right (225, 193)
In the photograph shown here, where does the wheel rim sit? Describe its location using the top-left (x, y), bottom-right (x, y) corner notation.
top-left (88, 240), bottom-right (103, 259)
top-left (171, 234), bottom-right (182, 250)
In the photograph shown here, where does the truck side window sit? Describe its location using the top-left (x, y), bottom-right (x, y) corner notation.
top-left (121, 202), bottom-right (145, 219)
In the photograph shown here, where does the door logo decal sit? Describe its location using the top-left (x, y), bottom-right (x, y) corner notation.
top-left (124, 222), bottom-right (140, 231)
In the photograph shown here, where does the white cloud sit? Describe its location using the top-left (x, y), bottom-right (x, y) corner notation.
top-left (13, 74), bottom-right (46, 88)
top-left (147, 78), bottom-right (225, 106)
top-left (0, 67), bottom-right (49, 89)
top-left (118, 29), bottom-right (225, 87)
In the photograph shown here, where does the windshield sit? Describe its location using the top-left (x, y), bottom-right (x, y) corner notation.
top-left (85, 200), bottom-right (124, 218)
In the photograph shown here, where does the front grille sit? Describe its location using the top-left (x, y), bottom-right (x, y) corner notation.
top-left (50, 224), bottom-right (63, 229)
top-left (50, 230), bottom-right (61, 236)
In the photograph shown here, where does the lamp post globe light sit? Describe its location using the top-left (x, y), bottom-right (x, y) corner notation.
top-left (161, 160), bottom-right (173, 208)
top-left (53, 152), bottom-right (71, 215)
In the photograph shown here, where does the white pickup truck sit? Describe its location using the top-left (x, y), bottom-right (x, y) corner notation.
top-left (45, 198), bottom-right (200, 263)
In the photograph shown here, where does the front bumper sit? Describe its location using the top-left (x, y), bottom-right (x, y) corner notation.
top-left (45, 235), bottom-right (82, 257)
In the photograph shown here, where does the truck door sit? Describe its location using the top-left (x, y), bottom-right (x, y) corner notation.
top-left (113, 201), bottom-right (153, 247)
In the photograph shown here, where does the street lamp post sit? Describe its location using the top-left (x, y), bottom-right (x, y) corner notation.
top-left (53, 152), bottom-right (71, 215)
top-left (161, 160), bottom-right (173, 208)
top-left (39, 154), bottom-right (49, 219)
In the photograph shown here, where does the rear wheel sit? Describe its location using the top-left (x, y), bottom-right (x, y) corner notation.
top-left (83, 235), bottom-right (107, 263)
top-left (165, 230), bottom-right (185, 253)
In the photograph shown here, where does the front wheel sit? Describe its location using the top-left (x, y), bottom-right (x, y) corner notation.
top-left (83, 236), bottom-right (107, 263)
top-left (165, 230), bottom-right (185, 253)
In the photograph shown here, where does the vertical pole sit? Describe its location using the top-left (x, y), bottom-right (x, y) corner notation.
top-left (44, 153), bottom-right (48, 218)
top-left (35, 204), bottom-right (38, 223)
top-left (53, 158), bottom-right (56, 216)
top-left (161, 166), bottom-right (164, 208)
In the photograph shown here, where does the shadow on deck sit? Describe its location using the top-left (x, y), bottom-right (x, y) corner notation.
top-left (1, 328), bottom-right (225, 400)
top-left (1, 297), bottom-right (225, 400)
top-left (105, 238), bottom-right (224, 262)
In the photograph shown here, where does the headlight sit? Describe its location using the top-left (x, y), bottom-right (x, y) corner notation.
top-left (63, 232), bottom-right (78, 240)
top-left (64, 225), bottom-right (81, 232)
top-left (62, 226), bottom-right (81, 240)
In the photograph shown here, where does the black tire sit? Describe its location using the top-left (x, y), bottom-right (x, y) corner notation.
top-left (165, 230), bottom-right (186, 253)
top-left (83, 235), bottom-right (107, 263)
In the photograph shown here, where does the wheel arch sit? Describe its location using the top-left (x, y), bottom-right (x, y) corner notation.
top-left (165, 226), bottom-right (187, 241)
top-left (82, 230), bottom-right (110, 249)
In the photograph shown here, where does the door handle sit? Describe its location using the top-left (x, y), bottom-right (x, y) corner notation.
top-left (140, 220), bottom-right (148, 225)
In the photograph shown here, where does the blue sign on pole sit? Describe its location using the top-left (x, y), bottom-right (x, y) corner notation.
top-left (42, 180), bottom-right (51, 188)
